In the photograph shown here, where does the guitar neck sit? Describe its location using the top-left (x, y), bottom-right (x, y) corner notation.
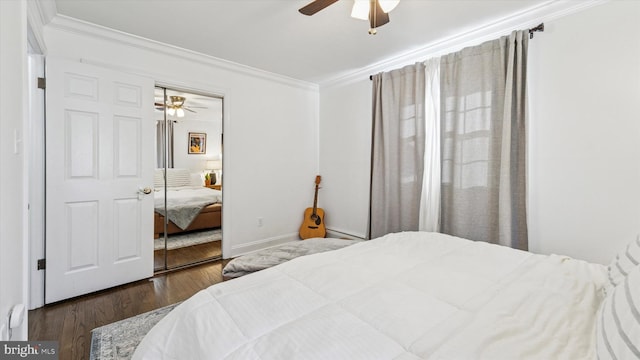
top-left (312, 184), bottom-right (319, 215)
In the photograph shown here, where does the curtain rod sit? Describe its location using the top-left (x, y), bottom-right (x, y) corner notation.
top-left (528, 23), bottom-right (544, 39)
top-left (368, 23), bottom-right (545, 80)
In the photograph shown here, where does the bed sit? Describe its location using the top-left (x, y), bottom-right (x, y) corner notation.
top-left (153, 169), bottom-right (222, 238)
top-left (132, 231), bottom-right (639, 359)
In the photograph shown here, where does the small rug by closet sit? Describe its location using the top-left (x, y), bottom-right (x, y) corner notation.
top-left (90, 303), bottom-right (179, 360)
top-left (154, 228), bottom-right (221, 250)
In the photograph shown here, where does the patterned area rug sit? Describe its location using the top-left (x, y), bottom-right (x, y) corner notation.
top-left (90, 303), bottom-right (179, 360)
top-left (154, 228), bottom-right (221, 250)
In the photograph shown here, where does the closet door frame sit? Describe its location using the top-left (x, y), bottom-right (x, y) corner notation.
top-left (154, 84), bottom-right (226, 272)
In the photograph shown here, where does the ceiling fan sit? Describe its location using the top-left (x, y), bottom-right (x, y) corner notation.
top-left (154, 96), bottom-right (205, 117)
top-left (299, 0), bottom-right (399, 34)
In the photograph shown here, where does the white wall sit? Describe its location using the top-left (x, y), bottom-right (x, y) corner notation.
top-left (319, 80), bottom-right (372, 239)
top-left (0, 0), bottom-right (28, 340)
top-left (172, 120), bottom-right (222, 172)
top-left (528, 0), bottom-right (640, 264)
top-left (165, 94), bottom-right (223, 172)
top-left (320, 1), bottom-right (640, 264)
top-left (44, 18), bottom-right (319, 257)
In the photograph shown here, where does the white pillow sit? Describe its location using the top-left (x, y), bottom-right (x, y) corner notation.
top-left (154, 169), bottom-right (164, 189)
top-left (596, 264), bottom-right (640, 359)
top-left (190, 172), bottom-right (204, 187)
top-left (165, 168), bottom-right (191, 187)
top-left (607, 236), bottom-right (640, 288)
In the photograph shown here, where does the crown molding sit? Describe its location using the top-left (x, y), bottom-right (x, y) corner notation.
top-left (32, 0), bottom-right (57, 25)
top-left (38, 0), bottom-right (608, 90)
top-left (321, 0), bottom-right (609, 88)
top-left (46, 14), bottom-right (319, 92)
top-left (27, 0), bottom-right (57, 54)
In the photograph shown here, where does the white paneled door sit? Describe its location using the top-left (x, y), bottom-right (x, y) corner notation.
top-left (45, 58), bottom-right (155, 303)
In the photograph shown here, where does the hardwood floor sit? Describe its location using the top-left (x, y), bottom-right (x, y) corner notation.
top-left (154, 239), bottom-right (222, 269)
top-left (29, 259), bottom-right (230, 360)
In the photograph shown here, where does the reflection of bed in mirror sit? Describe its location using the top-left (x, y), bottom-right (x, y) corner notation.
top-left (153, 168), bottom-right (222, 239)
top-left (154, 203), bottom-right (221, 238)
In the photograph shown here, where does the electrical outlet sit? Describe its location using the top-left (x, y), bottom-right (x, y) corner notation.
top-left (257, 217), bottom-right (263, 227)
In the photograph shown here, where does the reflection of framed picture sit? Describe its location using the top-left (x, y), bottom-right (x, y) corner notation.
top-left (188, 132), bottom-right (206, 154)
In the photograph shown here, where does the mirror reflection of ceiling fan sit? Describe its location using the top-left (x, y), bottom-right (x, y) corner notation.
top-left (299, 0), bottom-right (400, 34)
top-left (154, 96), bottom-right (206, 118)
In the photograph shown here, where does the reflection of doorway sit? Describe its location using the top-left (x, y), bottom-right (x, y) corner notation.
top-left (154, 87), bottom-right (223, 271)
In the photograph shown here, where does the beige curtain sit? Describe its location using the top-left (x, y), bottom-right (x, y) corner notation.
top-left (439, 30), bottom-right (529, 250)
top-left (370, 63), bottom-right (426, 239)
top-left (156, 120), bottom-right (174, 169)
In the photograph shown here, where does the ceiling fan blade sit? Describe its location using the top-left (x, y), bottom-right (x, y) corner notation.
top-left (184, 107), bottom-right (197, 113)
top-left (299, 0), bottom-right (339, 16)
top-left (369, 0), bottom-right (390, 29)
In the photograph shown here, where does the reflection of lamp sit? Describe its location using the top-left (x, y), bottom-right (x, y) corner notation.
top-left (351, 0), bottom-right (399, 20)
top-left (206, 160), bottom-right (222, 185)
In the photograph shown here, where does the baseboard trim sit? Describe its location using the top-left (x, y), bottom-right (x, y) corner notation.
top-left (326, 228), bottom-right (366, 240)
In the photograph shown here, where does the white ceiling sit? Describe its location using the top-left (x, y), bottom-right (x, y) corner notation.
top-left (53, 0), bottom-right (551, 84)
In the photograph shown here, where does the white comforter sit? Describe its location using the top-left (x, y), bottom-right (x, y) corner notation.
top-left (154, 186), bottom-right (222, 229)
top-left (133, 232), bottom-right (607, 360)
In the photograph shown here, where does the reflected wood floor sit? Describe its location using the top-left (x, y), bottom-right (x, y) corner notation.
top-left (28, 259), bottom-right (230, 360)
top-left (154, 239), bottom-right (222, 269)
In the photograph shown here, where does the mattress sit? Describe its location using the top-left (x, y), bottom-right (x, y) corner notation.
top-left (132, 232), bottom-right (608, 360)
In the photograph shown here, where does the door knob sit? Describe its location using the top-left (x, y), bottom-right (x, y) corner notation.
top-left (138, 186), bottom-right (152, 200)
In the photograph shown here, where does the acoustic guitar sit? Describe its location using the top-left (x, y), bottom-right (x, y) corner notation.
top-left (299, 175), bottom-right (326, 239)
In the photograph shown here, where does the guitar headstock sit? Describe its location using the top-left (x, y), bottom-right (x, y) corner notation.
top-left (315, 175), bottom-right (321, 185)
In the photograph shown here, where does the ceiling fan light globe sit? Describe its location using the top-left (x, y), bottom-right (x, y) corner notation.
top-left (176, 108), bottom-right (185, 118)
top-left (380, 0), bottom-right (399, 13)
top-left (167, 107), bottom-right (176, 116)
top-left (351, 0), bottom-right (399, 20)
top-left (351, 0), bottom-right (369, 20)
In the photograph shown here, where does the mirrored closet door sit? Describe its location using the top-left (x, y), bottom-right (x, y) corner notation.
top-left (153, 87), bottom-right (223, 271)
